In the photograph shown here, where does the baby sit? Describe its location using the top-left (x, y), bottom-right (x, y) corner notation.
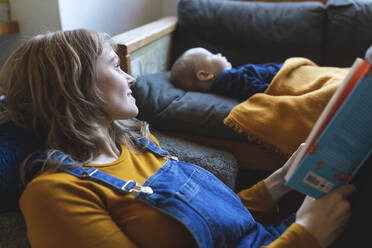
top-left (170, 47), bottom-right (282, 100)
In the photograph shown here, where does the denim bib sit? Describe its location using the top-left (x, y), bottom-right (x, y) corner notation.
top-left (50, 138), bottom-right (294, 248)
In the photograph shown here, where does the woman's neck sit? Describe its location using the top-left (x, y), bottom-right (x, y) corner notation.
top-left (90, 124), bottom-right (121, 164)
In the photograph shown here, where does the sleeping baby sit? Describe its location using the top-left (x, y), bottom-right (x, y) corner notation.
top-left (170, 47), bottom-right (282, 100)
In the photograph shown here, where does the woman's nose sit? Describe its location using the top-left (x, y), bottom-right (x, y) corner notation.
top-left (126, 74), bottom-right (136, 86)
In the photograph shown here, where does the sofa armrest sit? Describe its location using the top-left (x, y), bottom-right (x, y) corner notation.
top-left (112, 16), bottom-right (177, 78)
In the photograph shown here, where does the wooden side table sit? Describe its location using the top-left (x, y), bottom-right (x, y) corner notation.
top-left (0, 20), bottom-right (19, 35)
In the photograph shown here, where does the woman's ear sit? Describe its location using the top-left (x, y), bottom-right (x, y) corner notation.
top-left (196, 70), bottom-right (215, 81)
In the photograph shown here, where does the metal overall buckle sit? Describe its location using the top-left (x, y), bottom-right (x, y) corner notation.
top-left (122, 180), bottom-right (153, 195)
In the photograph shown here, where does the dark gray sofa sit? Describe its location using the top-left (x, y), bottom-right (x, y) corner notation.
top-left (125, 0), bottom-right (372, 175)
top-left (133, 0), bottom-right (372, 142)
top-left (2, 0), bottom-right (372, 247)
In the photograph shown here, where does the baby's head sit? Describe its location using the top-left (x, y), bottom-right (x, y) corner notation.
top-left (170, 47), bottom-right (232, 92)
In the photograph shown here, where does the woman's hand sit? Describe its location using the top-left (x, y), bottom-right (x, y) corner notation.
top-left (264, 143), bottom-right (305, 202)
top-left (281, 143), bottom-right (306, 176)
top-left (296, 184), bottom-right (356, 248)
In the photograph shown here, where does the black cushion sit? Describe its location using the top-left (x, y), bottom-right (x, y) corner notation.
top-left (173, 0), bottom-right (326, 67)
top-left (0, 122), bottom-right (43, 212)
top-left (324, 0), bottom-right (372, 67)
top-left (133, 72), bottom-right (247, 141)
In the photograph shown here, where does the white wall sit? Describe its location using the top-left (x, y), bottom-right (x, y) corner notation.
top-left (9, 0), bottom-right (169, 36)
top-left (9, 0), bottom-right (61, 35)
top-left (59, 0), bottom-right (163, 36)
top-left (162, 0), bottom-right (178, 17)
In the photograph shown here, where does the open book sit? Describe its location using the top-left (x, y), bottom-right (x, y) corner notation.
top-left (284, 58), bottom-right (372, 199)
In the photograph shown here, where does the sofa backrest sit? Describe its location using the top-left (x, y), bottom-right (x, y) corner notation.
top-left (325, 0), bottom-right (372, 67)
top-left (173, 0), bottom-right (372, 68)
top-left (173, 0), bottom-right (326, 67)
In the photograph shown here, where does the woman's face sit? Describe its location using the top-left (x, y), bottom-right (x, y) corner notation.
top-left (96, 46), bottom-right (138, 121)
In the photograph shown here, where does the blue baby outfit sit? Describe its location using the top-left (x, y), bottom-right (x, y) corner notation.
top-left (44, 138), bottom-right (294, 248)
top-left (211, 62), bottom-right (283, 100)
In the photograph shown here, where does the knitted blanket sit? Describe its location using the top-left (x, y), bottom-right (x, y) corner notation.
top-left (224, 57), bottom-right (350, 155)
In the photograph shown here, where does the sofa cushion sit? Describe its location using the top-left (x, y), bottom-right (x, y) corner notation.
top-left (133, 71), bottom-right (247, 141)
top-left (173, 0), bottom-right (326, 67)
top-left (0, 122), bottom-right (43, 212)
top-left (324, 0), bottom-right (372, 67)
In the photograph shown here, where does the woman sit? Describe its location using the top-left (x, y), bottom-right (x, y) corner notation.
top-left (0, 29), bottom-right (355, 248)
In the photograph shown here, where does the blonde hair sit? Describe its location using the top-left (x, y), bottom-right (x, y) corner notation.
top-left (0, 29), bottom-right (150, 184)
top-left (170, 51), bottom-right (199, 90)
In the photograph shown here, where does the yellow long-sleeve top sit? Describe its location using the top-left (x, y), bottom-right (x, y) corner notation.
top-left (19, 138), bottom-right (321, 248)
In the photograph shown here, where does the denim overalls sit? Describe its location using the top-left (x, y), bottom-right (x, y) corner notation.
top-left (46, 138), bottom-right (295, 248)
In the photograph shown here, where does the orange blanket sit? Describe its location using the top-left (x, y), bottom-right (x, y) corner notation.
top-left (224, 57), bottom-right (350, 155)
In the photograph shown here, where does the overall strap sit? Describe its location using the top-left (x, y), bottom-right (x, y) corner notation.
top-left (60, 166), bottom-right (153, 195)
top-left (34, 138), bottom-right (169, 195)
top-left (138, 138), bottom-right (170, 157)
top-left (35, 142), bottom-right (157, 195)
top-left (60, 138), bottom-right (170, 194)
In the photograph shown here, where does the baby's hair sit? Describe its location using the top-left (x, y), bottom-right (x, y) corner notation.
top-left (170, 51), bottom-right (198, 90)
top-left (0, 29), bottom-right (150, 184)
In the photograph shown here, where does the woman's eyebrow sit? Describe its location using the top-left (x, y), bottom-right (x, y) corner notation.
top-left (111, 56), bottom-right (119, 64)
